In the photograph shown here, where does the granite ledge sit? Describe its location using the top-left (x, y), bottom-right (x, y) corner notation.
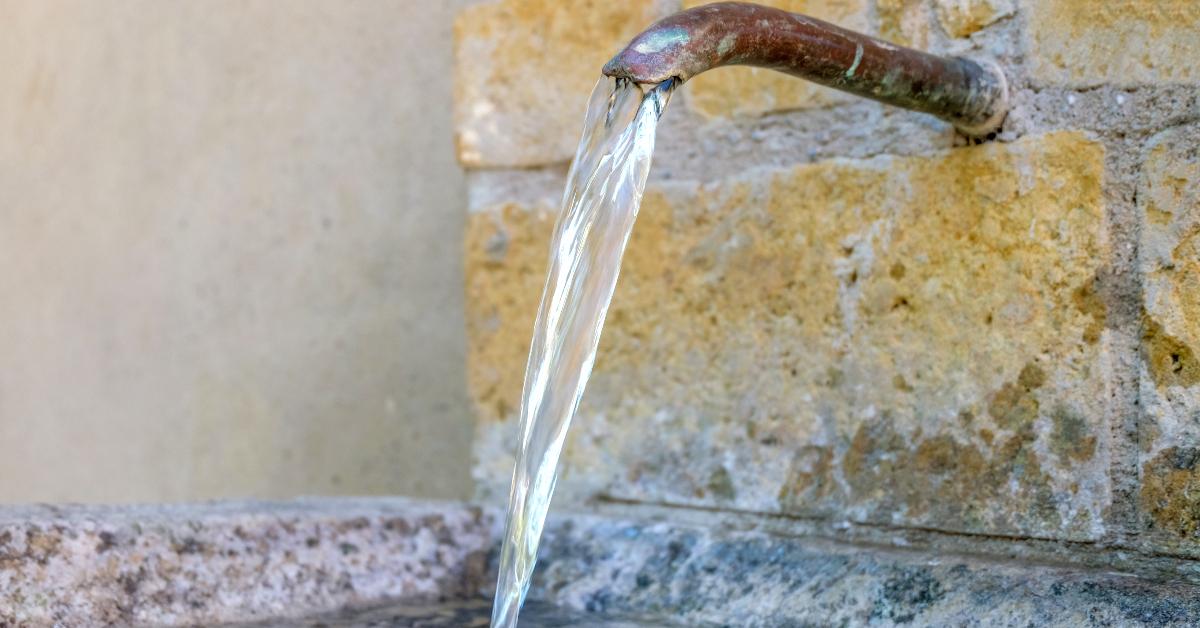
top-left (7, 497), bottom-right (1200, 627)
top-left (0, 498), bottom-right (493, 627)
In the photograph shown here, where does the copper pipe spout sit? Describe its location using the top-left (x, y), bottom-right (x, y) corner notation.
top-left (603, 2), bottom-right (1008, 135)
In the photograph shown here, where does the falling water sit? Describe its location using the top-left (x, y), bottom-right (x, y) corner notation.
top-left (490, 77), bottom-right (675, 628)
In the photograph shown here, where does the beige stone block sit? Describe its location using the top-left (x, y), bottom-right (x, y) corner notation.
top-left (468, 132), bottom-right (1110, 539)
top-left (454, 0), bottom-right (668, 167)
top-left (879, 0), bottom-right (933, 48)
top-left (934, 0), bottom-right (1013, 37)
top-left (1137, 123), bottom-right (1200, 555)
top-left (681, 0), bottom-right (871, 119)
top-left (1026, 0), bottom-right (1200, 87)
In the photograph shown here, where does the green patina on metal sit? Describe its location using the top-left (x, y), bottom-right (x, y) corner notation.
top-left (717, 34), bottom-right (738, 57)
top-left (845, 43), bottom-right (864, 78)
top-left (632, 26), bottom-right (690, 55)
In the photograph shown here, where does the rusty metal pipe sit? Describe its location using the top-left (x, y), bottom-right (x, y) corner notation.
top-left (603, 2), bottom-right (1008, 135)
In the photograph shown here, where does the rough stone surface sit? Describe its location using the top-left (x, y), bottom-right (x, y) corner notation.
top-left (934, 0), bottom-right (1013, 38)
top-left (1026, 0), bottom-right (1200, 87)
top-left (8, 497), bottom-right (1200, 627)
top-left (453, 0), bottom-right (670, 167)
top-left (877, 0), bottom-right (933, 49)
top-left (0, 499), bottom-right (492, 626)
top-left (458, 0), bottom-right (1200, 597)
top-left (1137, 122), bottom-right (1200, 558)
top-left (680, 0), bottom-right (871, 119)
top-left (525, 510), bottom-right (1200, 627)
top-left (235, 599), bottom-right (699, 627)
top-left (468, 132), bottom-right (1111, 541)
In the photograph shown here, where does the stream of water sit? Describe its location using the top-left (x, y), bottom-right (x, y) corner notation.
top-left (490, 77), bottom-right (675, 628)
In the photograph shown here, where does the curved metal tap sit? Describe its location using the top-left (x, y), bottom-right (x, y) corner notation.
top-left (603, 2), bottom-right (1008, 135)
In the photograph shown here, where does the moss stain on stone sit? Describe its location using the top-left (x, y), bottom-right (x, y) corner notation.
top-left (1073, 274), bottom-right (1107, 345)
top-left (1142, 315), bottom-right (1200, 389)
top-left (1049, 405), bottom-right (1097, 463)
top-left (828, 417), bottom-right (1058, 529)
top-left (987, 363), bottom-right (1046, 430)
top-left (778, 445), bottom-right (835, 508)
top-left (706, 467), bottom-right (737, 501)
top-left (1141, 446), bottom-right (1200, 540)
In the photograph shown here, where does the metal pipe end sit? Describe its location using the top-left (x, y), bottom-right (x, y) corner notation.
top-left (601, 23), bottom-right (707, 84)
top-left (602, 52), bottom-right (681, 85)
top-left (952, 59), bottom-right (1009, 137)
top-left (604, 2), bottom-right (1011, 137)
top-left (602, 2), bottom-right (760, 84)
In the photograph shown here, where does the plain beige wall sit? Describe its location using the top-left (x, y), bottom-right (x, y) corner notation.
top-left (0, 1), bottom-right (474, 502)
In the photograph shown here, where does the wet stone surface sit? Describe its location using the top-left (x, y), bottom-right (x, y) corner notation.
top-left (524, 514), bottom-right (1200, 627)
top-left (236, 599), bottom-right (694, 627)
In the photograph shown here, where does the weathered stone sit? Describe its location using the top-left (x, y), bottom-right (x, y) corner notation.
top-left (528, 512), bottom-right (1200, 627)
top-left (468, 132), bottom-right (1110, 540)
top-left (934, 0), bottom-right (1013, 38)
top-left (0, 499), bottom-right (493, 626)
top-left (465, 205), bottom-right (558, 425)
top-left (681, 0), bottom-right (870, 119)
top-left (453, 0), bottom-right (669, 167)
top-left (1026, 0), bottom-right (1200, 87)
top-left (878, 0), bottom-right (932, 48)
top-left (1137, 123), bottom-right (1200, 556)
top-left (293, 598), bottom-right (692, 626)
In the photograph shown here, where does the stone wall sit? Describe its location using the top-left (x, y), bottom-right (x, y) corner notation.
top-left (456, 0), bottom-right (1200, 570)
